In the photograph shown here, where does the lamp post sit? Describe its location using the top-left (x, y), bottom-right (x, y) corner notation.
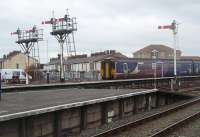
top-left (156, 61), bottom-right (164, 77)
top-left (152, 49), bottom-right (158, 89)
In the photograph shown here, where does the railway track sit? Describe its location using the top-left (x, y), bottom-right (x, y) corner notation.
top-left (91, 97), bottom-right (200, 137)
top-left (150, 111), bottom-right (200, 137)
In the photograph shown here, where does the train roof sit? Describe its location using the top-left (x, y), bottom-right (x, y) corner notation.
top-left (106, 58), bottom-right (200, 62)
top-left (64, 52), bottom-right (127, 64)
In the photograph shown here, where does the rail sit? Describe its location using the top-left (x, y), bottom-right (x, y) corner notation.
top-left (91, 97), bottom-right (200, 137)
top-left (150, 110), bottom-right (200, 137)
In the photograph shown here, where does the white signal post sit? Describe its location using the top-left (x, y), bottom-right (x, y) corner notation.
top-left (158, 20), bottom-right (178, 78)
top-left (172, 20), bottom-right (178, 77)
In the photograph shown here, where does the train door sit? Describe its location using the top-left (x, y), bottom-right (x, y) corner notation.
top-left (100, 60), bottom-right (115, 80)
top-left (123, 63), bottom-right (129, 78)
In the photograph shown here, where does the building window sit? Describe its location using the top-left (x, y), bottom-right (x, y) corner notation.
top-left (151, 50), bottom-right (159, 59)
top-left (16, 64), bottom-right (19, 69)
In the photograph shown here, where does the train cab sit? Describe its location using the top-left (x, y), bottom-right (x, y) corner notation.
top-left (100, 59), bottom-right (116, 80)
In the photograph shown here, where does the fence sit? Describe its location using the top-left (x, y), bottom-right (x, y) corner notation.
top-left (65, 71), bottom-right (100, 81)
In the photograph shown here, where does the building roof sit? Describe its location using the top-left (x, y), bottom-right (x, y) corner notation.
top-left (134, 44), bottom-right (181, 54)
top-left (3, 51), bottom-right (21, 59)
top-left (180, 56), bottom-right (200, 61)
top-left (2, 50), bottom-right (38, 62)
top-left (64, 51), bottom-right (127, 64)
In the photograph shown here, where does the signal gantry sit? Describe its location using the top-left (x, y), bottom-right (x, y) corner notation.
top-left (42, 10), bottom-right (77, 82)
top-left (11, 26), bottom-right (43, 84)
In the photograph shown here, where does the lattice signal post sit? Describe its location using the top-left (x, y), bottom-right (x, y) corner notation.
top-left (11, 26), bottom-right (43, 84)
top-left (42, 10), bottom-right (77, 82)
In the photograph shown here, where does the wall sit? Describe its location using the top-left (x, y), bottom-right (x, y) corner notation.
top-left (0, 92), bottom-right (187, 137)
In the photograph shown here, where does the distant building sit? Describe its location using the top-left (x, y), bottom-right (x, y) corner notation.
top-left (133, 44), bottom-right (182, 59)
top-left (43, 57), bottom-right (60, 72)
top-left (65, 50), bottom-right (127, 72)
top-left (180, 56), bottom-right (200, 61)
top-left (0, 51), bottom-right (38, 70)
top-left (65, 50), bottom-right (127, 80)
top-left (0, 58), bottom-right (3, 69)
top-left (44, 50), bottom-right (127, 80)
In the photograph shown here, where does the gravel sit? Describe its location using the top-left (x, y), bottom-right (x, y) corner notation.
top-left (164, 117), bottom-right (200, 137)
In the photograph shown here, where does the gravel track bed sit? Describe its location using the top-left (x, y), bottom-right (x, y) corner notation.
top-left (75, 98), bottom-right (195, 137)
top-left (164, 117), bottom-right (200, 137)
top-left (113, 101), bottom-right (200, 137)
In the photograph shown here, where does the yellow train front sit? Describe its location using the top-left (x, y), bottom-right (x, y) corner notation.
top-left (100, 59), bottom-right (139, 80)
top-left (100, 59), bottom-right (116, 80)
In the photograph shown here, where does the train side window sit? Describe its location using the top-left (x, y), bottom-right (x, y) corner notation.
top-left (196, 64), bottom-right (199, 73)
top-left (138, 62), bottom-right (144, 69)
top-left (123, 63), bottom-right (128, 73)
top-left (189, 64), bottom-right (192, 74)
top-left (22, 72), bottom-right (26, 76)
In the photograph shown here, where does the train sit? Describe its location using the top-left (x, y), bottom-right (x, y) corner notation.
top-left (100, 58), bottom-right (200, 80)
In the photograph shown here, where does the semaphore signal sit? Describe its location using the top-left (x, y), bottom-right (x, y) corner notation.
top-left (11, 26), bottom-right (43, 84)
top-left (42, 9), bottom-right (77, 82)
top-left (158, 20), bottom-right (178, 77)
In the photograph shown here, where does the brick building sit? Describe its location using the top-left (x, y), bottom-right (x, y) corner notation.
top-left (133, 44), bottom-right (182, 59)
top-left (0, 51), bottom-right (38, 69)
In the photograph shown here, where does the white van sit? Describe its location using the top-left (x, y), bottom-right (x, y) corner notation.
top-left (0, 69), bottom-right (26, 83)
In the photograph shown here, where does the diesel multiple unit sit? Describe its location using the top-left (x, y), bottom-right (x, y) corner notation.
top-left (100, 58), bottom-right (200, 80)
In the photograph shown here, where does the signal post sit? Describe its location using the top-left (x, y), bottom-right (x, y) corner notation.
top-left (11, 26), bottom-right (43, 84)
top-left (42, 10), bottom-right (77, 82)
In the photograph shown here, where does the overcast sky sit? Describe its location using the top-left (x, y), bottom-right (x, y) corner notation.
top-left (1, 0), bottom-right (200, 63)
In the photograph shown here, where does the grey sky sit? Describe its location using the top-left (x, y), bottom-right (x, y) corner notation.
top-left (1, 0), bottom-right (200, 63)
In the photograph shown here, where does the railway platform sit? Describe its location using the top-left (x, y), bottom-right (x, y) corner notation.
top-left (2, 75), bottom-right (200, 92)
top-left (0, 88), bottom-right (191, 137)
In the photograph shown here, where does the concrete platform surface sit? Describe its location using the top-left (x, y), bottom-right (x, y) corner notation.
top-left (0, 88), bottom-right (157, 122)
